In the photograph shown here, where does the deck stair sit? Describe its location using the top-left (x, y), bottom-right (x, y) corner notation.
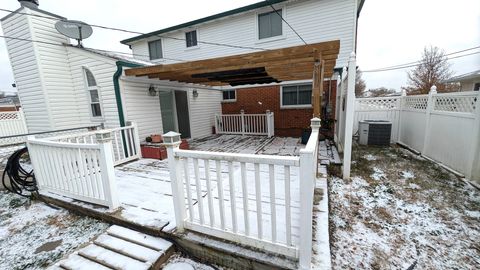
top-left (49, 225), bottom-right (174, 270)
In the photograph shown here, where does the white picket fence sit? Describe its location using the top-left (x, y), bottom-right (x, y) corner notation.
top-left (354, 87), bottom-right (480, 181)
top-left (44, 122), bottom-right (142, 166)
top-left (0, 109), bottom-right (28, 143)
top-left (26, 122), bottom-right (142, 209)
top-left (215, 110), bottom-right (274, 137)
top-left (164, 118), bottom-right (320, 269)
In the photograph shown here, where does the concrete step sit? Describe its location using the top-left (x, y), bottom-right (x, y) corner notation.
top-left (49, 225), bottom-right (174, 270)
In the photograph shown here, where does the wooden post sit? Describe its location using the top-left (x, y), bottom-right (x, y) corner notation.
top-left (342, 52), bottom-right (356, 179)
top-left (127, 121), bottom-right (142, 158)
top-left (163, 131), bottom-right (186, 232)
top-left (240, 109), bottom-right (245, 136)
top-left (96, 131), bottom-right (119, 210)
top-left (312, 51), bottom-right (325, 118)
top-left (214, 114), bottom-right (220, 134)
top-left (421, 85), bottom-right (437, 155)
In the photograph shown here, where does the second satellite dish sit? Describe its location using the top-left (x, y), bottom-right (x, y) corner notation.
top-left (55, 20), bottom-right (93, 47)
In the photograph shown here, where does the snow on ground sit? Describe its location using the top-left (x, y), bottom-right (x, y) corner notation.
top-left (0, 192), bottom-right (108, 270)
top-left (329, 145), bottom-right (480, 269)
top-left (161, 253), bottom-right (227, 270)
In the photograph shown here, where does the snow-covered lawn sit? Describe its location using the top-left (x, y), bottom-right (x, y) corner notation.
top-left (329, 145), bottom-right (480, 269)
top-left (0, 192), bottom-right (108, 270)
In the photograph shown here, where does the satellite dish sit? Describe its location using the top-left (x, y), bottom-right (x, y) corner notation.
top-left (55, 20), bottom-right (93, 47)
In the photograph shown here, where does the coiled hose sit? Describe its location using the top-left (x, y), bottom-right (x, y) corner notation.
top-left (1, 147), bottom-right (37, 197)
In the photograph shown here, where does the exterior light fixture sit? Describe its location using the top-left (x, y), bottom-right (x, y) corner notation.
top-left (148, 85), bottom-right (157, 96)
top-left (192, 89), bottom-right (199, 98)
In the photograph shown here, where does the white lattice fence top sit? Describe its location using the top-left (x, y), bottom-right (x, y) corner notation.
top-left (403, 96), bottom-right (428, 111)
top-left (0, 111), bottom-right (21, 120)
top-left (434, 95), bottom-right (478, 113)
top-left (356, 97), bottom-right (400, 111)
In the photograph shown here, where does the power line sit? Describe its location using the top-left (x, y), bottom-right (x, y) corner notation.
top-left (0, 34), bottom-right (186, 62)
top-left (362, 50), bottom-right (480, 73)
top-left (266, 1), bottom-right (307, 45)
top-left (0, 7), bottom-right (269, 52)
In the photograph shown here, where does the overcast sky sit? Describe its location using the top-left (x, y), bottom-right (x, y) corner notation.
top-left (0, 0), bottom-right (479, 94)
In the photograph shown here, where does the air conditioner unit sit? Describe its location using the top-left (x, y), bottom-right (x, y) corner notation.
top-left (358, 120), bottom-right (392, 145)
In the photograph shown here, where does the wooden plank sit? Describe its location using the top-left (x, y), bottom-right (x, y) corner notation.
top-left (106, 225), bottom-right (172, 251)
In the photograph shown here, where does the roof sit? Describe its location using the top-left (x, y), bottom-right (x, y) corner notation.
top-left (446, 69), bottom-right (480, 83)
top-left (120, 0), bottom-right (288, 45)
top-left (1, 5), bottom-right (65, 22)
top-left (124, 40), bottom-right (340, 86)
top-left (66, 45), bottom-right (152, 66)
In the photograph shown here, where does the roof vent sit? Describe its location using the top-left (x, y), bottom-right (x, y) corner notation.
top-left (19, 0), bottom-right (39, 8)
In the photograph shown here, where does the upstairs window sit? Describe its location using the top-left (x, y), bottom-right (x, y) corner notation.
top-left (281, 84), bottom-right (312, 107)
top-left (148, 39), bottom-right (163, 60)
top-left (84, 68), bottom-right (102, 117)
top-left (258, 10), bottom-right (283, 39)
top-left (474, 82), bottom-right (480, 91)
top-left (185, 30), bottom-right (198, 47)
top-left (222, 90), bottom-right (236, 101)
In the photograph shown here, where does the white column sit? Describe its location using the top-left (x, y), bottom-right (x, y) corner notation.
top-left (163, 131), bottom-right (186, 232)
top-left (342, 52), bottom-right (356, 179)
top-left (467, 92), bottom-right (480, 182)
top-left (214, 114), bottom-right (220, 134)
top-left (298, 118), bottom-right (321, 270)
top-left (421, 85), bottom-right (437, 154)
top-left (127, 121), bottom-right (142, 158)
top-left (96, 131), bottom-right (119, 210)
top-left (240, 109), bottom-right (245, 135)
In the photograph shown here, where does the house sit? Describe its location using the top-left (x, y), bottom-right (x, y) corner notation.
top-left (2, 0), bottom-right (364, 141)
top-left (446, 69), bottom-right (480, 92)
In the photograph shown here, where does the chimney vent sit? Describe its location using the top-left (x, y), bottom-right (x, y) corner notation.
top-left (19, 0), bottom-right (39, 8)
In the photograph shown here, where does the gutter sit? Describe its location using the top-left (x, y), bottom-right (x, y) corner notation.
top-left (113, 61), bottom-right (143, 127)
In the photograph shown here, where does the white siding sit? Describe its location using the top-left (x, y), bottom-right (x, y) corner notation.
top-left (120, 79), bottom-right (163, 140)
top-left (1, 9), bottom-right (51, 132)
top-left (65, 47), bottom-right (119, 129)
top-left (188, 88), bottom-right (222, 139)
top-left (130, 0), bottom-right (356, 68)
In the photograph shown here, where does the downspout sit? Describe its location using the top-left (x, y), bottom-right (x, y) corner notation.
top-left (113, 61), bottom-right (143, 127)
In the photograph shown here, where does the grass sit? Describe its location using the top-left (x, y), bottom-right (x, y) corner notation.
top-left (329, 144), bottom-right (480, 269)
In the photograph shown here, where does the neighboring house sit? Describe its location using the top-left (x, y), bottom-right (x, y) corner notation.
top-left (2, 0), bottom-right (364, 139)
top-left (446, 70), bottom-right (480, 92)
top-left (121, 0), bottom-right (365, 136)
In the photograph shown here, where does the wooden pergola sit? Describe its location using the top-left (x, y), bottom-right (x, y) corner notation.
top-left (125, 40), bottom-right (340, 117)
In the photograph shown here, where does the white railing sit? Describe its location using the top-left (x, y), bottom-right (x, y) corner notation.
top-left (215, 110), bottom-right (274, 137)
top-left (0, 109), bottom-right (28, 144)
top-left (44, 122), bottom-right (141, 166)
top-left (354, 87), bottom-right (480, 182)
top-left (164, 118), bottom-right (321, 269)
top-left (27, 131), bottom-right (119, 209)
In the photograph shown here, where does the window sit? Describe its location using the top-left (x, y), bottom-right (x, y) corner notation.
top-left (258, 10), bottom-right (283, 39)
top-left (148, 39), bottom-right (163, 60)
top-left (281, 84), bottom-right (312, 107)
top-left (185, 30), bottom-right (198, 47)
top-left (474, 82), bottom-right (480, 91)
top-left (222, 90), bottom-right (236, 101)
top-left (84, 69), bottom-right (102, 117)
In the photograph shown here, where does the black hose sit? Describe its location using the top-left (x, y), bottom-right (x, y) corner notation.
top-left (2, 147), bottom-right (37, 197)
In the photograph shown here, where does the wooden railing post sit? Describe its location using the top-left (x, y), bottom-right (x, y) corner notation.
top-left (342, 52), bottom-right (356, 179)
top-left (298, 118), bottom-right (320, 270)
top-left (127, 121), bottom-right (142, 158)
top-left (266, 110), bottom-right (274, 137)
top-left (421, 85), bottom-right (437, 154)
top-left (215, 114), bottom-right (220, 134)
top-left (240, 110), bottom-right (245, 135)
top-left (96, 130), bottom-right (119, 210)
top-left (163, 131), bottom-right (186, 232)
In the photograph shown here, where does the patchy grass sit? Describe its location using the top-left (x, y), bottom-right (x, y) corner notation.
top-left (0, 192), bottom-right (108, 269)
top-left (329, 144), bottom-right (480, 269)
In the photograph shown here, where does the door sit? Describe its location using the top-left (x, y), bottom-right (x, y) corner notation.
top-left (159, 91), bottom-right (176, 133)
top-left (174, 90), bottom-right (191, 138)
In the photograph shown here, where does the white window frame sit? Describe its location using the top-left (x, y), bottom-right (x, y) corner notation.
top-left (280, 84), bottom-right (313, 109)
top-left (222, 89), bottom-right (237, 103)
top-left (148, 39), bottom-right (164, 60)
top-left (473, 81), bottom-right (480, 91)
top-left (185, 29), bottom-right (200, 50)
top-left (255, 7), bottom-right (286, 44)
top-left (83, 67), bottom-right (104, 121)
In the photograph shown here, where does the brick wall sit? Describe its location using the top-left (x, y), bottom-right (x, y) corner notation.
top-left (221, 80), bottom-right (337, 137)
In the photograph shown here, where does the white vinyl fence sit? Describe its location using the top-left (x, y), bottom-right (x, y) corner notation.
top-left (26, 122), bottom-right (142, 209)
top-left (0, 109), bottom-right (28, 141)
top-left (164, 118), bottom-right (321, 270)
top-left (354, 87), bottom-right (480, 181)
top-left (215, 110), bottom-right (274, 137)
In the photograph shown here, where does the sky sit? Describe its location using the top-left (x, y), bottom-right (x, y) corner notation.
top-left (0, 0), bottom-right (479, 93)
